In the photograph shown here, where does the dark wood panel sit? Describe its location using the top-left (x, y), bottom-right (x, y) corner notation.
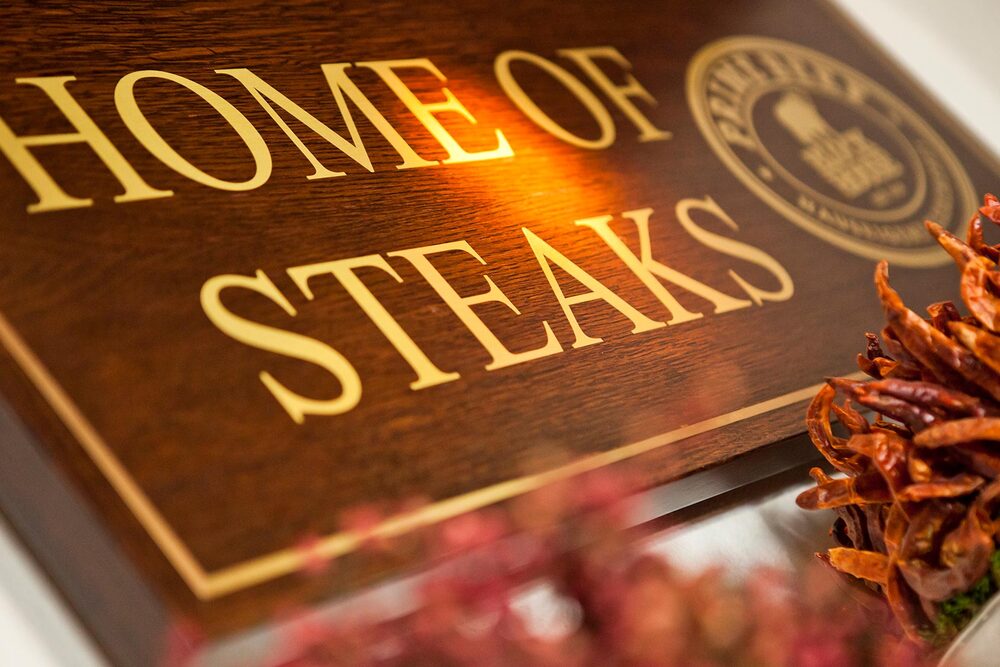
top-left (0, 0), bottom-right (996, 661)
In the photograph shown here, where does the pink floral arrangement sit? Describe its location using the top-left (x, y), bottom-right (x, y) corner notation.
top-left (163, 468), bottom-right (942, 666)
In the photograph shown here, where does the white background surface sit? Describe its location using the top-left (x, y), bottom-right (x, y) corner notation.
top-left (2, 1), bottom-right (999, 664)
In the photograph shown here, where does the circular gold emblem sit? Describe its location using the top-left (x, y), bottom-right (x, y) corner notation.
top-left (686, 36), bottom-right (976, 267)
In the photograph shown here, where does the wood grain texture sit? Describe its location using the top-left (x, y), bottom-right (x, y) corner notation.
top-left (0, 0), bottom-right (997, 661)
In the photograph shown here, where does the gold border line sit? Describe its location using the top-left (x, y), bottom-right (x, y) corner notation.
top-left (203, 372), bottom-right (866, 598)
top-left (0, 310), bottom-right (213, 599)
top-left (0, 299), bottom-right (864, 599)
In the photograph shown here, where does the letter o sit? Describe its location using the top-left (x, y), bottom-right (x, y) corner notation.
top-left (494, 50), bottom-right (615, 150)
top-left (115, 70), bottom-right (272, 191)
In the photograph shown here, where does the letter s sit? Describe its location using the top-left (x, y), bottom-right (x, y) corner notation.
top-left (200, 270), bottom-right (361, 424)
top-left (675, 196), bottom-right (794, 305)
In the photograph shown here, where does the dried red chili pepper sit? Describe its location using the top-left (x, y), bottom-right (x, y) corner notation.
top-left (830, 377), bottom-right (938, 433)
top-left (884, 503), bottom-right (909, 555)
top-left (913, 417), bottom-right (1000, 447)
top-left (826, 547), bottom-right (890, 585)
top-left (864, 504), bottom-right (889, 555)
top-left (980, 194), bottom-right (1000, 223)
top-left (896, 474), bottom-right (984, 502)
top-left (832, 400), bottom-right (870, 434)
top-left (960, 261), bottom-right (1000, 333)
top-left (870, 378), bottom-right (985, 417)
top-left (968, 206), bottom-right (1000, 262)
top-left (796, 471), bottom-right (892, 510)
top-left (926, 220), bottom-right (991, 270)
top-left (885, 565), bottom-right (929, 641)
top-left (899, 505), bottom-right (994, 601)
top-left (950, 321), bottom-right (1000, 376)
top-left (805, 384), bottom-right (866, 475)
top-left (878, 262), bottom-right (1000, 401)
top-left (953, 443), bottom-right (1000, 478)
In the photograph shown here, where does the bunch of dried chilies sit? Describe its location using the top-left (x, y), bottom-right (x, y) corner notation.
top-left (797, 194), bottom-right (1000, 644)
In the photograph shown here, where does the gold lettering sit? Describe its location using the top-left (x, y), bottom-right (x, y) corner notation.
top-left (787, 53), bottom-right (817, 84)
top-left (708, 55), bottom-right (767, 96)
top-left (522, 227), bottom-right (664, 348)
top-left (115, 70), bottom-right (272, 191)
top-left (0, 76), bottom-right (170, 213)
top-left (576, 208), bottom-right (751, 321)
top-left (200, 270), bottom-right (361, 424)
top-left (286, 255), bottom-right (458, 390)
top-left (556, 47), bottom-right (670, 142)
top-left (707, 95), bottom-right (743, 127)
top-left (717, 119), bottom-right (757, 151)
top-left (494, 50), bottom-right (615, 149)
top-left (217, 65), bottom-right (435, 178)
top-left (754, 51), bottom-right (795, 82)
top-left (358, 58), bottom-right (514, 164)
top-left (388, 241), bottom-right (562, 370)
top-left (675, 197), bottom-right (794, 305)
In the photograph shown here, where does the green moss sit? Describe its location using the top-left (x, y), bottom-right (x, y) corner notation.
top-left (921, 550), bottom-right (1000, 646)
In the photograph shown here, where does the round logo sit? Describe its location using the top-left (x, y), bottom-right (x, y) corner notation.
top-left (686, 36), bottom-right (976, 267)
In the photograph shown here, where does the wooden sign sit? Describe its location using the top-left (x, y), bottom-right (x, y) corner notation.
top-left (0, 0), bottom-right (997, 662)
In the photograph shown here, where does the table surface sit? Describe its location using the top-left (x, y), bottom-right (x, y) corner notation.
top-left (2, 1), bottom-right (999, 665)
